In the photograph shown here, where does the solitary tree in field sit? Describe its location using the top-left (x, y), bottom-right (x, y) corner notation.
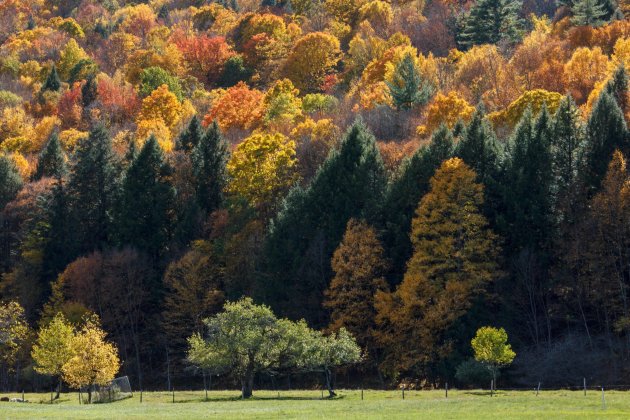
top-left (471, 326), bottom-right (515, 392)
top-left (61, 316), bottom-right (120, 403)
top-left (32, 313), bottom-right (75, 399)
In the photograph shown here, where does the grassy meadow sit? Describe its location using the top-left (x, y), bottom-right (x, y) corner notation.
top-left (1, 389), bottom-right (629, 419)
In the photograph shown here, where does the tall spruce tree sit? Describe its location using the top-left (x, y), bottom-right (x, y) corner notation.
top-left (571, 0), bottom-right (608, 26)
top-left (177, 115), bottom-right (204, 153)
top-left (0, 156), bottom-right (22, 211)
top-left (459, 0), bottom-right (523, 47)
top-left (265, 119), bottom-right (387, 326)
top-left (581, 91), bottom-right (628, 194)
top-left (34, 132), bottom-right (67, 181)
top-left (605, 65), bottom-right (629, 118)
top-left (380, 125), bottom-right (454, 285)
top-left (118, 136), bottom-right (176, 263)
top-left (192, 121), bottom-right (229, 214)
top-left (68, 124), bottom-right (118, 254)
top-left (386, 53), bottom-right (433, 111)
top-left (81, 74), bottom-right (98, 108)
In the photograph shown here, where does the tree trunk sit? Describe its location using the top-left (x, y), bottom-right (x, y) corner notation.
top-left (241, 369), bottom-right (254, 399)
top-left (55, 376), bottom-right (62, 399)
top-left (87, 387), bottom-right (92, 404)
top-left (325, 369), bottom-right (336, 398)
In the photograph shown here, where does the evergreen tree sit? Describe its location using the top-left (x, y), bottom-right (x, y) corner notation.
top-left (177, 116), bottom-right (204, 153)
top-left (192, 121), bottom-right (229, 213)
top-left (41, 179), bottom-right (73, 282)
top-left (0, 156), bottom-right (22, 211)
top-left (266, 119), bottom-right (387, 326)
top-left (380, 125), bottom-right (454, 285)
top-left (41, 65), bottom-right (61, 92)
top-left (581, 91), bottom-right (628, 194)
top-left (118, 136), bottom-right (176, 262)
top-left (34, 132), bottom-right (67, 181)
top-left (68, 124), bottom-right (118, 254)
top-left (459, 0), bottom-right (523, 47)
top-left (386, 53), bottom-right (433, 111)
top-left (571, 0), bottom-right (608, 26)
top-left (375, 158), bottom-right (500, 377)
top-left (605, 65), bottom-right (629, 118)
top-left (218, 56), bottom-right (253, 88)
top-left (81, 74), bottom-right (98, 108)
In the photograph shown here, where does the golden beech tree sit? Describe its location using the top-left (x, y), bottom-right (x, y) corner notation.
top-left (203, 82), bottom-right (264, 131)
top-left (31, 312), bottom-right (75, 399)
top-left (324, 219), bottom-right (389, 365)
top-left (417, 91), bottom-right (475, 137)
top-left (284, 32), bottom-right (342, 93)
top-left (226, 131), bottom-right (298, 213)
top-left (563, 47), bottom-right (609, 104)
top-left (488, 89), bottom-right (563, 132)
top-left (138, 84), bottom-right (183, 129)
top-left (61, 316), bottom-right (120, 403)
top-left (375, 158), bottom-right (500, 376)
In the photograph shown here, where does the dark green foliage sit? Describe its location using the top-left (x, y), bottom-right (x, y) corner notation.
top-left (177, 116), bottom-right (204, 152)
top-left (455, 359), bottom-right (495, 386)
top-left (380, 124), bottom-right (454, 285)
top-left (68, 59), bottom-right (99, 85)
top-left (265, 119), bottom-right (387, 326)
top-left (117, 136), bottom-right (176, 262)
top-left (581, 91), bottom-right (628, 194)
top-left (571, 0), bottom-right (608, 26)
top-left (41, 65), bottom-right (61, 92)
top-left (191, 121), bottom-right (229, 214)
top-left (34, 132), bottom-right (67, 181)
top-left (41, 180), bottom-right (73, 282)
top-left (503, 107), bottom-right (554, 253)
top-left (605, 65), bottom-right (628, 117)
top-left (218, 55), bottom-right (252, 88)
top-left (0, 155), bottom-right (22, 211)
top-left (459, 0), bottom-right (523, 48)
top-left (68, 124), bottom-right (119, 254)
top-left (81, 74), bottom-right (98, 108)
top-left (139, 66), bottom-right (184, 101)
top-left (386, 53), bottom-right (433, 111)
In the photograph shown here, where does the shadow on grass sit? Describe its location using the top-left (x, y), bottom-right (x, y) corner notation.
top-left (172, 395), bottom-right (347, 403)
top-left (463, 391), bottom-right (502, 396)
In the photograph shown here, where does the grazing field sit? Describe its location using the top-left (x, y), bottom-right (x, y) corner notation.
top-left (1, 389), bottom-right (629, 419)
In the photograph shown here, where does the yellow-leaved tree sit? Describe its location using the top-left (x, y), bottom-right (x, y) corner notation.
top-left (227, 132), bottom-right (298, 216)
top-left (61, 316), bottom-right (120, 403)
top-left (31, 313), bottom-right (75, 399)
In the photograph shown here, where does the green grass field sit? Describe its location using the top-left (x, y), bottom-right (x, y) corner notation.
top-left (1, 389), bottom-right (628, 419)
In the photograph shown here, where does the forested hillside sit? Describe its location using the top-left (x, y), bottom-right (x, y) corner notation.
top-left (0, 0), bottom-right (629, 391)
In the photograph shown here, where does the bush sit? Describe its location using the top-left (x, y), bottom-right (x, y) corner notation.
top-left (455, 358), bottom-right (494, 387)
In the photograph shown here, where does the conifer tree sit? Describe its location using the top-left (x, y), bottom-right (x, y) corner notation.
top-left (118, 136), bottom-right (176, 262)
top-left (571, 0), bottom-right (608, 26)
top-left (459, 0), bottom-right (523, 47)
top-left (266, 119), bottom-right (387, 325)
top-left (386, 53), bottom-right (433, 111)
top-left (34, 132), bottom-right (67, 181)
top-left (81, 74), bottom-right (98, 108)
top-left (581, 91), bottom-right (628, 194)
top-left (41, 65), bottom-right (61, 92)
top-left (324, 219), bottom-right (389, 363)
top-left (380, 125), bottom-right (454, 284)
top-left (375, 158), bottom-right (500, 377)
top-left (68, 124), bottom-right (118, 254)
top-left (605, 65), bottom-right (629, 118)
top-left (192, 121), bottom-right (229, 214)
top-left (177, 115), bottom-right (204, 153)
top-left (0, 156), bottom-right (22, 211)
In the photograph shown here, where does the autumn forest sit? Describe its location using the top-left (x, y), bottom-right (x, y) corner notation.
top-left (0, 0), bottom-right (629, 393)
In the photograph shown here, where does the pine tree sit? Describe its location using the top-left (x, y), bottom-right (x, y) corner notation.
top-left (605, 65), bottom-right (629, 119)
top-left (68, 124), bottom-right (118, 254)
top-left (266, 119), bottom-right (387, 326)
top-left (459, 0), bottom-right (523, 47)
top-left (192, 121), bottom-right (229, 213)
top-left (118, 136), bottom-right (176, 262)
top-left (41, 65), bottom-right (61, 92)
top-left (0, 156), bottom-right (23, 211)
top-left (571, 0), bottom-right (608, 26)
top-left (323, 219), bottom-right (389, 360)
top-left (177, 116), bottom-right (204, 153)
top-left (34, 132), bottom-right (67, 181)
top-left (581, 91), bottom-right (628, 194)
top-left (218, 56), bottom-right (252, 88)
top-left (42, 179), bottom-right (73, 283)
top-left (380, 125), bottom-right (453, 285)
top-left (375, 158), bottom-right (500, 376)
top-left (81, 74), bottom-right (98, 108)
top-left (386, 53), bottom-right (433, 111)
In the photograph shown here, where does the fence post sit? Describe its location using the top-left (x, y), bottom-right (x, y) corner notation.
top-left (601, 386), bottom-right (606, 410)
top-left (402, 387), bottom-right (405, 400)
top-left (172, 388), bottom-right (175, 403)
top-left (50, 386), bottom-right (53, 404)
top-left (584, 378), bottom-right (586, 396)
top-left (22, 390), bottom-right (24, 402)
top-left (490, 380), bottom-right (494, 397)
top-left (445, 383), bottom-right (448, 399)
top-left (361, 388), bottom-right (364, 401)
top-left (536, 382), bottom-right (540, 396)
top-left (140, 390), bottom-right (143, 403)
